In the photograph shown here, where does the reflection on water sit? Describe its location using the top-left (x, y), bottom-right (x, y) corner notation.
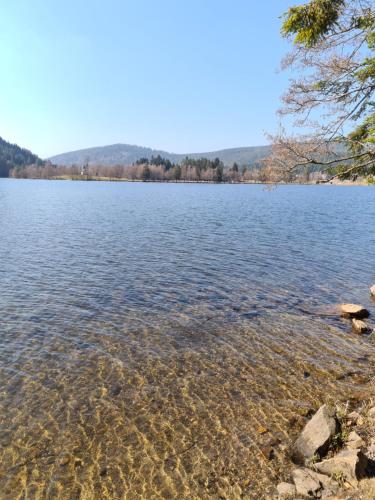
top-left (0, 180), bottom-right (375, 498)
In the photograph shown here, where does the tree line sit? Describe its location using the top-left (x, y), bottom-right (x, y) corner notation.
top-left (10, 155), bottom-right (326, 183)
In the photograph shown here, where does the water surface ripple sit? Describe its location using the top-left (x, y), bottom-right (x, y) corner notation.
top-left (1, 180), bottom-right (375, 498)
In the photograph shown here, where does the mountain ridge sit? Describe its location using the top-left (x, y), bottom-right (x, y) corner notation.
top-left (49, 143), bottom-right (272, 167)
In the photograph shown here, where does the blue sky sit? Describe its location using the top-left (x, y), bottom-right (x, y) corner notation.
top-left (0, 0), bottom-right (293, 158)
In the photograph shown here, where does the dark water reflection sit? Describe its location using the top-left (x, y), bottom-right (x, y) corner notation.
top-left (1, 179), bottom-right (375, 498)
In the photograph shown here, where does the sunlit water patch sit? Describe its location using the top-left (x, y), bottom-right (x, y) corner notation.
top-left (0, 180), bottom-right (375, 498)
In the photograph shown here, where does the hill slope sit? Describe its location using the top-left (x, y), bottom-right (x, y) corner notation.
top-left (0, 136), bottom-right (42, 177)
top-left (49, 144), bottom-right (272, 167)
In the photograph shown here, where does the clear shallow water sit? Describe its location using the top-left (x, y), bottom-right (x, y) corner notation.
top-left (0, 179), bottom-right (375, 499)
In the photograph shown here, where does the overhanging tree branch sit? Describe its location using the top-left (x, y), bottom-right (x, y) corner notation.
top-left (265, 0), bottom-right (375, 182)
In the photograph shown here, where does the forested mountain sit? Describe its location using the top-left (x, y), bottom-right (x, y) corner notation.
top-left (49, 143), bottom-right (272, 167)
top-left (0, 136), bottom-right (42, 177)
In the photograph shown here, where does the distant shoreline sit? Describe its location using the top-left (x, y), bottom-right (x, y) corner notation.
top-left (6, 175), bottom-right (373, 186)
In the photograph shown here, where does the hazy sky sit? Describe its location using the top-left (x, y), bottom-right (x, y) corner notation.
top-left (0, 0), bottom-right (293, 158)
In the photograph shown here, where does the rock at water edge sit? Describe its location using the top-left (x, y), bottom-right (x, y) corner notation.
top-left (340, 304), bottom-right (369, 319)
top-left (314, 449), bottom-right (367, 484)
top-left (292, 404), bottom-right (337, 462)
top-left (352, 318), bottom-right (370, 334)
top-left (292, 468), bottom-right (338, 498)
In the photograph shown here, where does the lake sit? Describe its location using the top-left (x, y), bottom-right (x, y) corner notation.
top-left (1, 179), bottom-right (375, 498)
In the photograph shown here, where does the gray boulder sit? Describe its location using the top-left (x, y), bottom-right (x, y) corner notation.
top-left (293, 404), bottom-right (337, 463)
top-left (314, 448), bottom-right (367, 484)
top-left (292, 468), bottom-right (338, 498)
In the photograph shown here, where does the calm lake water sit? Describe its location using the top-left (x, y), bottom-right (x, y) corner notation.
top-left (1, 179), bottom-right (375, 499)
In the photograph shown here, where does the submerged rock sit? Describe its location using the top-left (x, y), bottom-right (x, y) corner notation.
top-left (59, 454), bottom-right (71, 466)
top-left (314, 448), bottom-right (367, 484)
top-left (352, 318), bottom-right (370, 334)
top-left (276, 482), bottom-right (296, 498)
top-left (340, 304), bottom-right (369, 319)
top-left (371, 285), bottom-right (375, 297)
top-left (292, 404), bottom-right (337, 463)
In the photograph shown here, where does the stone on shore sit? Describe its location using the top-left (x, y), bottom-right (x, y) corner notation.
top-left (348, 412), bottom-right (364, 426)
top-left (292, 468), bottom-right (338, 498)
top-left (314, 449), bottom-right (367, 484)
top-left (367, 407), bottom-right (375, 418)
top-left (276, 482), bottom-right (296, 498)
top-left (340, 304), bottom-right (369, 319)
top-left (352, 318), bottom-right (370, 334)
top-left (346, 431), bottom-right (365, 450)
top-left (292, 404), bottom-right (337, 463)
top-left (365, 438), bottom-right (375, 460)
top-left (347, 411), bottom-right (362, 426)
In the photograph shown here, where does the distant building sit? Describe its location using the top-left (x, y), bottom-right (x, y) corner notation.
top-left (80, 159), bottom-right (89, 176)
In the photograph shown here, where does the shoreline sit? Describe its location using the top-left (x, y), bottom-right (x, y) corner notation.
top-left (5, 175), bottom-right (374, 186)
